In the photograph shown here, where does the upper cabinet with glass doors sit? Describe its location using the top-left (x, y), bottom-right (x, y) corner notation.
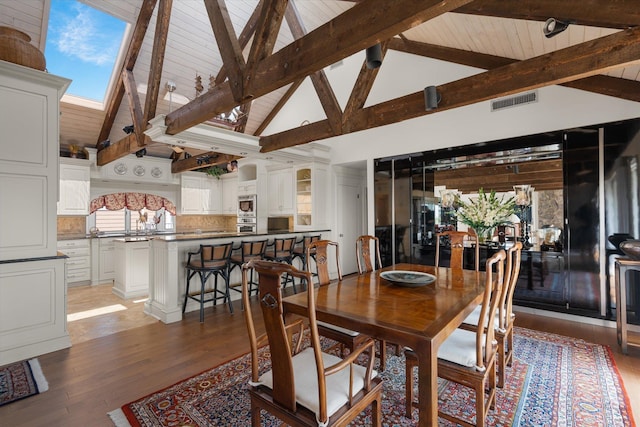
top-left (295, 164), bottom-right (328, 230)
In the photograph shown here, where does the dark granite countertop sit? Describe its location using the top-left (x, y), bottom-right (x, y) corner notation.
top-left (59, 229), bottom-right (330, 242)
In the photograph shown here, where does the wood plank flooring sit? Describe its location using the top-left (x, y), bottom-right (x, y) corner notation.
top-left (1, 283), bottom-right (638, 426)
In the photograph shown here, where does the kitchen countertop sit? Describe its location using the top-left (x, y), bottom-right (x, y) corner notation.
top-left (59, 229), bottom-right (330, 242)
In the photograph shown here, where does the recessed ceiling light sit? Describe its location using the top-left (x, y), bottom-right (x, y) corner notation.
top-left (240, 152), bottom-right (247, 155)
top-left (211, 146), bottom-right (219, 150)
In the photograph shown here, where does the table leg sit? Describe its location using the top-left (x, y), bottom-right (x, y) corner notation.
top-left (417, 342), bottom-right (438, 426)
top-left (615, 263), bottom-right (622, 347)
top-left (619, 265), bottom-right (628, 354)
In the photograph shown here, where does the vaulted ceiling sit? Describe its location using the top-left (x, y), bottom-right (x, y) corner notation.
top-left (2, 0), bottom-right (640, 173)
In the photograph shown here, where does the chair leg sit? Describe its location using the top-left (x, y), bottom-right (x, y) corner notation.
top-left (405, 352), bottom-right (416, 418)
top-left (379, 340), bottom-right (387, 371)
top-left (198, 271), bottom-right (206, 323)
top-left (182, 269), bottom-right (192, 314)
top-left (496, 335), bottom-right (505, 388)
top-left (475, 381), bottom-right (486, 427)
top-left (224, 270), bottom-right (233, 313)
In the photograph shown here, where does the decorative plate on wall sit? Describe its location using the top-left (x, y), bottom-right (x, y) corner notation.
top-left (133, 165), bottom-right (145, 177)
top-left (114, 162), bottom-right (127, 175)
top-left (151, 167), bottom-right (162, 178)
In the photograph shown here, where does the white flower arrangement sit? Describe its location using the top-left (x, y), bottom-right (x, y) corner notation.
top-left (455, 188), bottom-right (516, 239)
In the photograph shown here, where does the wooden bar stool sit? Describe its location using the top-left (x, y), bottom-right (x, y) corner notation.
top-left (228, 239), bottom-right (268, 308)
top-left (182, 242), bottom-right (234, 322)
top-left (263, 237), bottom-right (297, 291)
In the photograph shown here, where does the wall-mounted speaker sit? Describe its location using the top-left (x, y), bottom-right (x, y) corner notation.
top-left (424, 86), bottom-right (441, 111)
top-left (366, 44), bottom-right (382, 69)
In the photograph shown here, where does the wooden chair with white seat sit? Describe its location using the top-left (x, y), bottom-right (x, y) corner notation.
top-left (460, 241), bottom-right (523, 387)
top-left (241, 260), bottom-right (383, 427)
top-left (405, 250), bottom-right (506, 426)
top-left (306, 240), bottom-right (374, 366)
top-left (435, 230), bottom-right (480, 271)
top-left (356, 235), bottom-right (402, 366)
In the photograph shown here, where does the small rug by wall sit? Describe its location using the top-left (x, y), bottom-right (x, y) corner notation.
top-left (0, 358), bottom-right (49, 406)
top-left (108, 327), bottom-right (635, 426)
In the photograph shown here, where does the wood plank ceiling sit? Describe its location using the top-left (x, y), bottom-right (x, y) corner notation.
top-left (3, 0), bottom-right (639, 173)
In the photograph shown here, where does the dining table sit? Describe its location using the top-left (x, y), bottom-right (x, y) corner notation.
top-left (282, 262), bottom-right (486, 427)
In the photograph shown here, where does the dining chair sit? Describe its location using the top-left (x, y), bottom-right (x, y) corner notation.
top-left (460, 241), bottom-right (523, 387)
top-left (306, 240), bottom-right (375, 366)
top-left (182, 242), bottom-right (234, 321)
top-left (356, 235), bottom-right (383, 274)
top-left (356, 235), bottom-right (402, 365)
top-left (435, 230), bottom-right (480, 271)
top-left (241, 260), bottom-right (383, 427)
top-left (405, 249), bottom-right (506, 426)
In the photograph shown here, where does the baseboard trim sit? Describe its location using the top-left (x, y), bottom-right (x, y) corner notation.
top-left (514, 305), bottom-right (640, 333)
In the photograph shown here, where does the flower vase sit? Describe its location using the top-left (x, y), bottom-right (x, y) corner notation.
top-left (474, 227), bottom-right (493, 245)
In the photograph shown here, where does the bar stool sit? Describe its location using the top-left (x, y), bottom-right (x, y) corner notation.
top-left (263, 237), bottom-right (297, 291)
top-left (292, 234), bottom-right (321, 271)
top-left (228, 239), bottom-right (268, 308)
top-left (183, 242), bottom-right (234, 322)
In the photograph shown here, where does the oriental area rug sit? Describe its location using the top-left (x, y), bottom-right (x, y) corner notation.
top-left (0, 358), bottom-right (49, 407)
top-left (109, 327), bottom-right (635, 427)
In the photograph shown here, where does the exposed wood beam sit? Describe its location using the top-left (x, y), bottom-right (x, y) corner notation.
top-left (165, 0), bottom-right (474, 135)
top-left (171, 152), bottom-right (243, 173)
top-left (389, 37), bottom-right (640, 103)
top-left (234, 102), bottom-right (252, 133)
top-left (143, 0), bottom-right (172, 123)
top-left (454, 0), bottom-right (640, 29)
top-left (121, 70), bottom-right (145, 143)
top-left (285, 0), bottom-right (342, 134)
top-left (343, 40), bottom-right (389, 121)
top-left (97, 0), bottom-right (157, 145)
top-left (204, 0), bottom-right (247, 102)
top-left (97, 133), bottom-right (150, 166)
top-left (214, 0), bottom-right (264, 85)
top-left (245, 0), bottom-right (288, 99)
top-left (260, 26), bottom-right (640, 151)
top-left (253, 79), bottom-right (304, 135)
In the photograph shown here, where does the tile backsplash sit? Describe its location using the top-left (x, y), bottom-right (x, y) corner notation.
top-left (58, 216), bottom-right (86, 235)
top-left (175, 215), bottom-right (236, 232)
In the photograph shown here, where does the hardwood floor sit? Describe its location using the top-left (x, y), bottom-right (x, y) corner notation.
top-left (1, 283), bottom-right (638, 426)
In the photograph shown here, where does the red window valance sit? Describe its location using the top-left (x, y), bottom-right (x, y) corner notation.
top-left (90, 193), bottom-right (176, 215)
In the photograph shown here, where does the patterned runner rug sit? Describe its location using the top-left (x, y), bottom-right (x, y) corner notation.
top-left (0, 358), bottom-right (49, 407)
top-left (109, 327), bottom-right (635, 426)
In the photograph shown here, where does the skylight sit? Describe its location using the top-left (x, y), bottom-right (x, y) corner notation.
top-left (45, 0), bottom-right (127, 105)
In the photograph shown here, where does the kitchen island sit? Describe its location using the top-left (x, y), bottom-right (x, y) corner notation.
top-left (145, 230), bottom-right (329, 323)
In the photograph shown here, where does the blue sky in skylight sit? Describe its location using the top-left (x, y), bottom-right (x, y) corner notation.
top-left (45, 0), bottom-right (126, 103)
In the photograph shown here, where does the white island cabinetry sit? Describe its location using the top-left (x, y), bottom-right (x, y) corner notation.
top-left (113, 239), bottom-right (150, 299)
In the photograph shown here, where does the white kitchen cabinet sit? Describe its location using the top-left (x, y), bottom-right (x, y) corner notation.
top-left (295, 163), bottom-right (329, 230)
top-left (222, 174), bottom-right (238, 214)
top-left (99, 238), bottom-right (116, 282)
top-left (0, 61), bottom-right (70, 261)
top-left (58, 159), bottom-right (90, 215)
top-left (268, 167), bottom-right (294, 215)
top-left (113, 239), bottom-right (149, 299)
top-left (238, 180), bottom-right (257, 196)
top-left (180, 173), bottom-right (222, 215)
top-left (57, 239), bottom-right (91, 285)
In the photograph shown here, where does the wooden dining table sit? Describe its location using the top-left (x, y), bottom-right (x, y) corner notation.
top-left (282, 262), bottom-right (486, 427)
